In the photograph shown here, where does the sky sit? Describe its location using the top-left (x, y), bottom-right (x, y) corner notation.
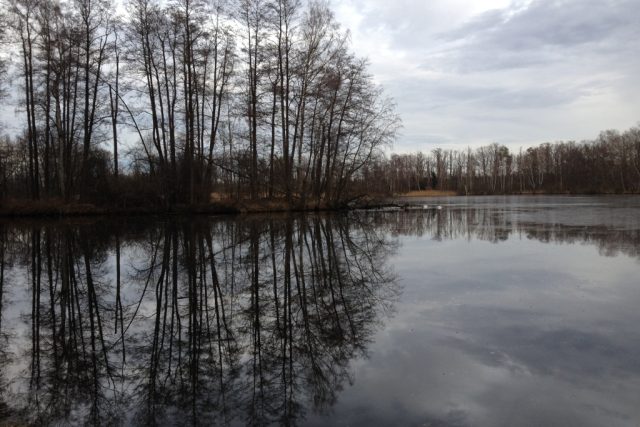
top-left (1, 0), bottom-right (638, 154)
top-left (329, 0), bottom-right (640, 153)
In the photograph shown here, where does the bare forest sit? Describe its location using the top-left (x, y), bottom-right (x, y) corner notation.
top-left (374, 126), bottom-right (640, 196)
top-left (0, 0), bottom-right (399, 211)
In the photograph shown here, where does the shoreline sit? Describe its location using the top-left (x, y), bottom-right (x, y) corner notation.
top-left (2, 193), bottom-right (639, 218)
top-left (0, 200), bottom-right (348, 219)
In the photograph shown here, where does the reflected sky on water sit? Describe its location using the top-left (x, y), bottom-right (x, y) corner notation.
top-left (1, 196), bottom-right (639, 426)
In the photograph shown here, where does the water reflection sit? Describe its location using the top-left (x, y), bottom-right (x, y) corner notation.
top-left (363, 208), bottom-right (640, 259)
top-left (341, 204), bottom-right (640, 427)
top-left (1, 203), bottom-right (640, 426)
top-left (0, 216), bottom-right (397, 426)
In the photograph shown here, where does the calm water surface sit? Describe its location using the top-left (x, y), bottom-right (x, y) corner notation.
top-left (1, 196), bottom-right (639, 426)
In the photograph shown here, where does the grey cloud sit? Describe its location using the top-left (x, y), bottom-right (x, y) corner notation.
top-left (386, 77), bottom-right (594, 112)
top-left (444, 0), bottom-right (635, 47)
top-left (349, 0), bottom-right (639, 55)
top-left (490, 0), bottom-right (637, 50)
top-left (480, 85), bottom-right (591, 109)
top-left (437, 0), bottom-right (640, 72)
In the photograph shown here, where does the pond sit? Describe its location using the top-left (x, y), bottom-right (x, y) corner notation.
top-left (1, 196), bottom-right (639, 426)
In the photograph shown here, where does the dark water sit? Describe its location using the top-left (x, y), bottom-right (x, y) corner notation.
top-left (0, 196), bottom-right (639, 426)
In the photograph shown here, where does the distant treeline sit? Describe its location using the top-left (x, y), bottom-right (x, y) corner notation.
top-left (0, 0), bottom-right (399, 210)
top-left (369, 126), bottom-right (640, 195)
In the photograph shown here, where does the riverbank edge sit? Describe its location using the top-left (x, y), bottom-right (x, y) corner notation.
top-left (2, 193), bottom-right (638, 218)
top-left (0, 200), bottom-right (356, 218)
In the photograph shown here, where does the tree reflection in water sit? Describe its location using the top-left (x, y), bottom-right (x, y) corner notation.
top-left (367, 208), bottom-right (640, 259)
top-left (0, 215), bottom-right (398, 426)
top-left (1, 209), bottom-right (637, 425)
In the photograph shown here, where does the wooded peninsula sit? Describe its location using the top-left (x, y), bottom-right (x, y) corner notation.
top-left (0, 0), bottom-right (638, 216)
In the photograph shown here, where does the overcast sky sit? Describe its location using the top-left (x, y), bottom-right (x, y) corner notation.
top-left (2, 0), bottom-right (638, 154)
top-left (329, 0), bottom-right (640, 153)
